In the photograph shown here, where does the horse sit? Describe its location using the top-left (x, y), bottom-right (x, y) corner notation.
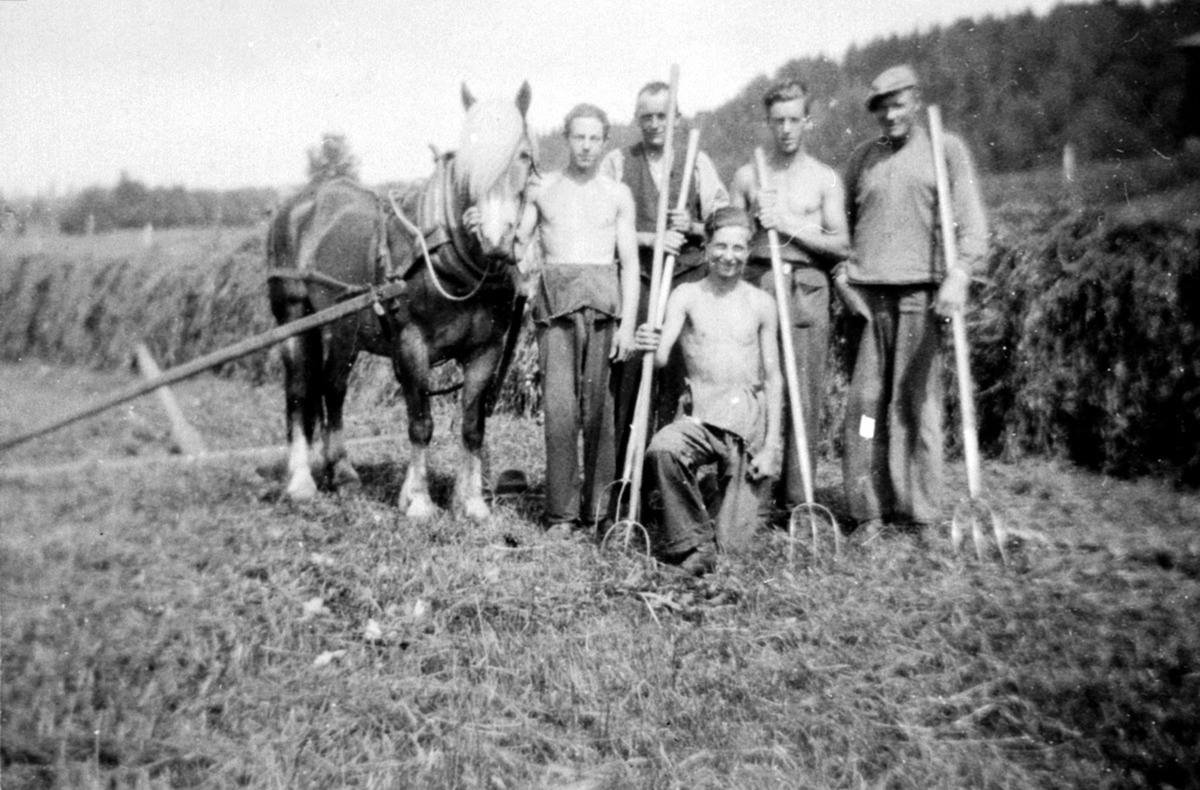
top-left (266, 82), bottom-right (534, 521)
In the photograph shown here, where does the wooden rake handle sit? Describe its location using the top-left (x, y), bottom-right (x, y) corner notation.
top-left (927, 105), bottom-right (982, 499)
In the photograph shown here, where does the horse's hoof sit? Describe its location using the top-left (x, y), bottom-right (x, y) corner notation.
top-left (286, 473), bottom-right (319, 501)
top-left (458, 498), bottom-right (491, 522)
top-left (330, 460), bottom-right (362, 492)
top-left (400, 492), bottom-right (437, 521)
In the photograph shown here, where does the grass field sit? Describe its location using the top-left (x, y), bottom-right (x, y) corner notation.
top-left (2, 361), bottom-right (1198, 789)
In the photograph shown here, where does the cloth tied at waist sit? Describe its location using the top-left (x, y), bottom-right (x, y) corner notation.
top-left (686, 382), bottom-right (767, 452)
top-left (532, 263), bottom-right (621, 325)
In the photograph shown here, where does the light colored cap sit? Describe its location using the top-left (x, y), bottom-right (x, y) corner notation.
top-left (867, 64), bottom-right (919, 110)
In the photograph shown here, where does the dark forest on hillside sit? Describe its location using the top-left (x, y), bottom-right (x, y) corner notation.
top-left (538, 0), bottom-right (1200, 181)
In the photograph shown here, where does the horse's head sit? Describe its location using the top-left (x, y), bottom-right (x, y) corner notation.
top-left (455, 82), bottom-right (535, 262)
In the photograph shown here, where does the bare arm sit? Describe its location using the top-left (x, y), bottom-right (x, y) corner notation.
top-left (632, 284), bottom-right (688, 367)
top-left (654, 286), bottom-right (688, 368)
top-left (610, 184), bottom-right (640, 361)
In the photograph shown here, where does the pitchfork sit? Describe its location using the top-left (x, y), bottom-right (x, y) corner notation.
top-left (601, 65), bottom-right (690, 559)
top-left (753, 149), bottom-right (840, 562)
top-left (928, 105), bottom-right (1007, 565)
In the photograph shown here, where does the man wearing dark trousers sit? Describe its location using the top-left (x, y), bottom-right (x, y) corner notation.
top-left (839, 65), bottom-right (989, 541)
top-left (602, 80), bottom-right (730, 468)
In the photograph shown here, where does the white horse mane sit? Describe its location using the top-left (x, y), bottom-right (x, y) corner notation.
top-left (454, 97), bottom-right (529, 199)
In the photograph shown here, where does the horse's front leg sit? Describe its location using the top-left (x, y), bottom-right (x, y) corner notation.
top-left (395, 327), bottom-right (437, 521)
top-left (456, 345), bottom-right (504, 521)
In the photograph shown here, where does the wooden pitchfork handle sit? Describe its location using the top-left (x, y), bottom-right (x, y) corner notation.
top-left (624, 128), bottom-right (700, 499)
top-left (619, 64), bottom-right (681, 524)
top-left (753, 148), bottom-right (818, 509)
top-left (927, 105), bottom-right (982, 500)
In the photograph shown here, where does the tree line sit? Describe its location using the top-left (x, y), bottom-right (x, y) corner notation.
top-left (51, 172), bottom-right (279, 235)
top-left (533, 1), bottom-right (1199, 182)
top-left (697, 0), bottom-right (1200, 181)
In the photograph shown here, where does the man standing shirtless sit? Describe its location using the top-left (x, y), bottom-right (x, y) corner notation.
top-left (518, 103), bottom-right (639, 535)
top-left (634, 207), bottom-right (783, 575)
top-left (731, 79), bottom-right (849, 513)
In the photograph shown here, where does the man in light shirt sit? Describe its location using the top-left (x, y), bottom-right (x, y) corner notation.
top-left (840, 65), bottom-right (989, 541)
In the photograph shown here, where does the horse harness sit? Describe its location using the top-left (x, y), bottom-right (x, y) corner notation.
top-left (383, 152), bottom-right (528, 303)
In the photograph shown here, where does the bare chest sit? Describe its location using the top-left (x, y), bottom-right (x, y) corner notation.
top-left (765, 164), bottom-right (825, 220)
top-left (538, 181), bottom-right (617, 233)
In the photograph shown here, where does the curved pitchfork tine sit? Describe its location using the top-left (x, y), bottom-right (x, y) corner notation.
top-left (952, 498), bottom-right (1009, 565)
top-left (596, 478), bottom-right (650, 558)
top-left (788, 502), bottom-right (841, 560)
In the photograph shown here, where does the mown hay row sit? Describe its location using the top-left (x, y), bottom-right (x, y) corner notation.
top-left (0, 229), bottom-right (539, 414)
top-left (0, 233), bottom-right (278, 384)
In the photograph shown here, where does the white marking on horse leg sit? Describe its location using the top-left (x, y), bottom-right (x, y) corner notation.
top-left (456, 445), bottom-right (490, 521)
top-left (323, 425), bottom-right (361, 491)
top-left (399, 445), bottom-right (436, 521)
top-left (285, 418), bottom-right (318, 501)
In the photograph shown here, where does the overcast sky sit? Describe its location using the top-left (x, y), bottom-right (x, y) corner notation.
top-left (2, 0), bottom-right (1094, 195)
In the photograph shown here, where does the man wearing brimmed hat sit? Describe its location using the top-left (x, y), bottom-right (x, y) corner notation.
top-left (838, 64), bottom-right (989, 542)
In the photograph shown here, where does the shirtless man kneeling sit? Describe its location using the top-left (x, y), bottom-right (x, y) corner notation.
top-left (516, 103), bottom-right (639, 536)
top-left (633, 207), bottom-right (783, 575)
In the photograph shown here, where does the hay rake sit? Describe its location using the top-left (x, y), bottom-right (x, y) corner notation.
top-left (928, 105), bottom-right (1006, 566)
top-left (754, 149), bottom-right (841, 562)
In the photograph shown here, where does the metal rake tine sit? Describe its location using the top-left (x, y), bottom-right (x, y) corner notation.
top-left (992, 511), bottom-right (1009, 566)
top-left (600, 477), bottom-right (634, 521)
top-left (788, 503), bottom-right (841, 561)
top-left (972, 507), bottom-right (987, 563)
top-left (601, 518), bottom-right (652, 559)
top-left (951, 513), bottom-right (966, 555)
